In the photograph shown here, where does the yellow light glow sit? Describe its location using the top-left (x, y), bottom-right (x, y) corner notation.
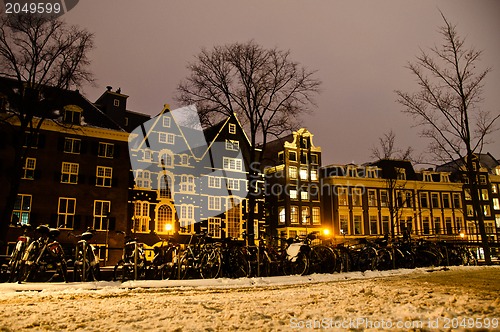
top-left (165, 224), bottom-right (173, 232)
top-left (323, 229), bottom-right (330, 236)
top-left (460, 232), bottom-right (465, 238)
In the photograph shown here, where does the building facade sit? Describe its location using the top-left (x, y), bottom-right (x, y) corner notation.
top-left (262, 129), bottom-right (323, 239)
top-left (0, 78), bottom-right (135, 264)
top-left (128, 106), bottom-right (263, 244)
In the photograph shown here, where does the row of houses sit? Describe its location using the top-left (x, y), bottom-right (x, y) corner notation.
top-left (1, 78), bottom-right (499, 264)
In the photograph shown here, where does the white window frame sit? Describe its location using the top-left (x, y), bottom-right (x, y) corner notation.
top-left (163, 116), bottom-right (171, 128)
top-left (223, 157), bottom-right (242, 171)
top-left (208, 196), bottom-right (221, 210)
top-left (96, 166), bottom-right (113, 187)
top-left (58, 197), bottom-right (76, 229)
top-left (98, 142), bottom-right (114, 158)
top-left (208, 176), bottom-right (221, 188)
top-left (225, 139), bottom-right (239, 151)
top-left (227, 178), bottom-right (240, 190)
top-left (208, 217), bottom-right (221, 238)
top-left (93, 200), bottom-right (110, 230)
top-left (63, 137), bottom-right (81, 154)
top-left (23, 157), bottom-right (36, 180)
top-left (61, 162), bottom-right (79, 184)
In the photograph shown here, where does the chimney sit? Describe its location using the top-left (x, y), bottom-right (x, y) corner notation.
top-left (106, 86), bottom-right (112, 91)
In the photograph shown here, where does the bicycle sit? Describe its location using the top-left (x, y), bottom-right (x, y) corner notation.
top-left (70, 229), bottom-right (100, 282)
top-left (7, 223), bottom-right (32, 282)
top-left (150, 234), bottom-right (180, 280)
top-left (113, 232), bottom-right (147, 281)
top-left (17, 225), bottom-right (68, 283)
top-left (178, 232), bottom-right (221, 280)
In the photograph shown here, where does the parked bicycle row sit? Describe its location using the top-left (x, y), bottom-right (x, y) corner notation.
top-left (1, 224), bottom-right (478, 283)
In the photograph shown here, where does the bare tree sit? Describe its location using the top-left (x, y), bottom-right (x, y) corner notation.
top-left (0, 14), bottom-right (94, 243)
top-left (177, 41), bottom-right (321, 245)
top-left (396, 13), bottom-right (499, 264)
top-left (370, 130), bottom-right (415, 161)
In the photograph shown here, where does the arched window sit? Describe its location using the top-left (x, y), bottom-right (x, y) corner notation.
top-left (157, 205), bottom-right (173, 233)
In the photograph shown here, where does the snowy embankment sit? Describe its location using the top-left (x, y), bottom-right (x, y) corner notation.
top-left (0, 266), bottom-right (499, 331)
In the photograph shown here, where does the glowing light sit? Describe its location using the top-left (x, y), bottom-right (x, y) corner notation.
top-left (165, 224), bottom-right (173, 232)
top-left (323, 229), bottom-right (330, 236)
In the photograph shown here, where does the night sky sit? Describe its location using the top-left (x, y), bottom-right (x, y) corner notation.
top-left (61, 0), bottom-right (500, 165)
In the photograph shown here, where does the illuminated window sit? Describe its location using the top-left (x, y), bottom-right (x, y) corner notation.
top-left (278, 207), bottom-right (286, 224)
top-left (352, 188), bottom-right (362, 206)
top-left (289, 166), bottom-right (297, 179)
top-left (290, 206), bottom-right (299, 224)
top-left (312, 207), bottom-right (320, 225)
top-left (353, 215), bottom-right (363, 234)
top-left (156, 204), bottom-right (172, 234)
top-left (228, 123), bottom-right (236, 134)
top-left (12, 194), bottom-right (31, 225)
top-left (208, 218), bottom-right (221, 238)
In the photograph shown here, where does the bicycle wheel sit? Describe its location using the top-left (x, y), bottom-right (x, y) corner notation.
top-left (225, 249), bottom-right (249, 278)
top-left (179, 252), bottom-right (196, 280)
top-left (113, 259), bottom-right (125, 282)
top-left (375, 248), bottom-right (393, 271)
top-left (283, 252), bottom-right (309, 276)
top-left (335, 248), bottom-right (352, 272)
top-left (310, 246), bottom-right (336, 274)
top-left (414, 250), bottom-right (440, 268)
top-left (200, 249), bottom-right (221, 279)
top-left (357, 247), bottom-right (377, 272)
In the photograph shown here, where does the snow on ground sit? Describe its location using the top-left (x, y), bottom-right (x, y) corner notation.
top-left (0, 266), bottom-right (499, 331)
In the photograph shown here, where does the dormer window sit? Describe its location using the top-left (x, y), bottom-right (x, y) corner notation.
top-left (347, 165), bottom-right (357, 177)
top-left (440, 174), bottom-right (449, 182)
top-left (396, 168), bottom-right (406, 180)
top-left (424, 173), bottom-right (433, 182)
top-left (63, 108), bottom-right (81, 125)
top-left (114, 99), bottom-right (120, 107)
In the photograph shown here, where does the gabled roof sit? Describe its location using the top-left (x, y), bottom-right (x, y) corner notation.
top-left (0, 76), bottom-right (124, 132)
top-left (436, 153), bottom-right (500, 175)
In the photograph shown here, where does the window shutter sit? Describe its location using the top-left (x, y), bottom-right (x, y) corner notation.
top-left (74, 215), bottom-right (81, 230)
top-left (108, 217), bottom-right (116, 231)
top-left (112, 177), bottom-right (118, 187)
top-left (38, 134), bottom-right (46, 149)
top-left (34, 169), bottom-right (41, 180)
top-left (57, 137), bottom-right (65, 151)
top-left (91, 142), bottom-right (99, 156)
top-left (54, 171), bottom-right (61, 182)
top-left (80, 140), bottom-right (88, 154)
top-left (50, 214), bottom-right (58, 228)
top-left (114, 145), bottom-right (120, 158)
